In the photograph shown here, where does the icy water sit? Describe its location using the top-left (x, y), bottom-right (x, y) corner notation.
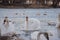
top-left (0, 8), bottom-right (60, 40)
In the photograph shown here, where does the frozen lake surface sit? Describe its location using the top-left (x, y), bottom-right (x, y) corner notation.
top-left (0, 8), bottom-right (60, 40)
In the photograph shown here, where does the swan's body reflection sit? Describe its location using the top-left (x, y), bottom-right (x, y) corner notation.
top-left (13, 18), bottom-right (49, 40)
